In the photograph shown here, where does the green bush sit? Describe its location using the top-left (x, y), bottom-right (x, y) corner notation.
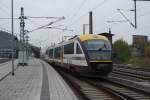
top-left (113, 39), bottom-right (131, 63)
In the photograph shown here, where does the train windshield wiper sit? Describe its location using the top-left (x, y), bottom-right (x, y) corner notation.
top-left (98, 48), bottom-right (102, 51)
top-left (98, 43), bottom-right (107, 51)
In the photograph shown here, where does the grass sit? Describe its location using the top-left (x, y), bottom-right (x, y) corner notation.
top-left (127, 57), bottom-right (150, 68)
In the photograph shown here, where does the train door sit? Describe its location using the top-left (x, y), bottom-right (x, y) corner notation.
top-left (64, 42), bottom-right (74, 69)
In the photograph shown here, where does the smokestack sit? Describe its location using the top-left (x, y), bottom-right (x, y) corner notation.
top-left (89, 11), bottom-right (93, 34)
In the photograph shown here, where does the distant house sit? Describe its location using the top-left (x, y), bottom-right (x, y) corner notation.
top-left (133, 35), bottom-right (148, 48)
top-left (132, 35), bottom-right (148, 56)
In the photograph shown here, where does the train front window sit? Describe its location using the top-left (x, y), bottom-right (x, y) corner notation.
top-left (83, 40), bottom-right (112, 60)
top-left (83, 40), bottom-right (111, 51)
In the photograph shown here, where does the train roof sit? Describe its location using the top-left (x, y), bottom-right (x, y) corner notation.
top-left (79, 34), bottom-right (109, 42)
top-left (47, 34), bottom-right (109, 50)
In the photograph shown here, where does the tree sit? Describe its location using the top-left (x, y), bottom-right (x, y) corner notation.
top-left (113, 39), bottom-right (131, 63)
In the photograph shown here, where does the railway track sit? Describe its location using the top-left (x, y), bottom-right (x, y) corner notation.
top-left (111, 65), bottom-right (150, 94)
top-left (112, 69), bottom-right (150, 81)
top-left (92, 78), bottom-right (150, 100)
top-left (113, 66), bottom-right (150, 77)
top-left (57, 69), bottom-right (150, 100)
top-left (114, 64), bottom-right (150, 73)
top-left (112, 66), bottom-right (150, 86)
top-left (59, 71), bottom-right (124, 100)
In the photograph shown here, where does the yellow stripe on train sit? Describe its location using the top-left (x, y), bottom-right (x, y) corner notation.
top-left (90, 60), bottom-right (112, 63)
top-left (79, 34), bottom-right (109, 42)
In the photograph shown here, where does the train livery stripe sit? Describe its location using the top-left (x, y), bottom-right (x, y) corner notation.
top-left (90, 60), bottom-right (112, 63)
top-left (63, 57), bottom-right (85, 60)
top-left (79, 34), bottom-right (109, 42)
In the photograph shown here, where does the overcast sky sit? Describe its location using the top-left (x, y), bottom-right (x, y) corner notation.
top-left (0, 0), bottom-right (150, 49)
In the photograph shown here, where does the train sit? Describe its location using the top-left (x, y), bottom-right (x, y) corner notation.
top-left (45, 34), bottom-right (113, 77)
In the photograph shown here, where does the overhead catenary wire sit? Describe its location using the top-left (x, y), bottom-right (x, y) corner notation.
top-left (0, 17), bottom-right (19, 19)
top-left (67, 0), bottom-right (88, 21)
top-left (117, 9), bottom-right (135, 28)
top-left (0, 16), bottom-right (66, 20)
top-left (107, 1), bottom-right (137, 25)
top-left (46, 27), bottom-right (73, 32)
top-left (0, 15), bottom-right (66, 37)
top-left (106, 9), bottom-right (150, 30)
top-left (101, 2), bottom-right (150, 35)
top-left (26, 18), bottom-right (43, 28)
top-left (27, 16), bottom-right (65, 19)
top-left (92, 0), bottom-right (110, 11)
top-left (67, 0), bottom-right (110, 27)
top-left (107, 20), bottom-right (127, 23)
top-left (112, 9), bottom-right (150, 24)
top-left (27, 19), bottom-right (65, 32)
top-left (28, 17), bottom-right (65, 33)
top-left (107, 0), bottom-right (150, 25)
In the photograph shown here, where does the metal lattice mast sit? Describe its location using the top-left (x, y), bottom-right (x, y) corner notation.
top-left (19, 7), bottom-right (27, 66)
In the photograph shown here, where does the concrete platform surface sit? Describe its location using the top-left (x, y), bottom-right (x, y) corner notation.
top-left (0, 60), bottom-right (18, 81)
top-left (0, 58), bottom-right (79, 100)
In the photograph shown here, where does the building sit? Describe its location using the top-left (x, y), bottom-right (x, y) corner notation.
top-left (133, 35), bottom-right (148, 50)
top-left (132, 35), bottom-right (148, 56)
top-left (0, 31), bottom-right (18, 58)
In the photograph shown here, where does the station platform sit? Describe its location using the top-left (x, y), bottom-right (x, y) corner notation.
top-left (0, 58), bottom-right (78, 100)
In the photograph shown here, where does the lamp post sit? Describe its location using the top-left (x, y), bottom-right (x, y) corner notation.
top-left (11, 0), bottom-right (14, 75)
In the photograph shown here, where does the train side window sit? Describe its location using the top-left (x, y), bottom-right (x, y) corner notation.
top-left (76, 44), bottom-right (82, 54)
top-left (49, 49), bottom-right (53, 58)
top-left (46, 50), bottom-right (49, 55)
top-left (64, 43), bottom-right (74, 54)
top-left (54, 47), bottom-right (61, 58)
